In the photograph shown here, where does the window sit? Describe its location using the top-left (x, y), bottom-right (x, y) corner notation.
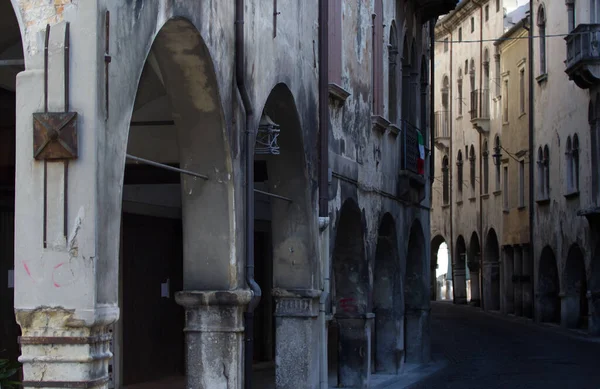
top-left (458, 27), bottom-right (462, 42)
top-left (573, 134), bottom-right (580, 191)
top-left (538, 147), bottom-right (545, 198)
top-left (566, 134), bottom-right (580, 193)
top-left (503, 79), bottom-right (509, 122)
top-left (519, 160), bottom-right (525, 207)
top-left (591, 98), bottom-right (599, 201)
top-left (444, 37), bottom-right (449, 52)
top-left (469, 145), bottom-right (476, 195)
top-left (457, 150), bottom-right (464, 197)
top-left (483, 140), bottom-right (489, 195)
top-left (567, 1), bottom-right (575, 31)
top-left (328, 0), bottom-right (343, 85)
top-left (443, 156), bottom-right (450, 204)
top-left (518, 68), bottom-right (526, 114)
top-left (458, 68), bottom-right (463, 116)
top-left (543, 145), bottom-right (550, 197)
top-left (496, 0), bottom-right (500, 12)
top-left (485, 5), bottom-right (489, 21)
top-left (389, 22), bottom-right (399, 124)
top-left (372, 0), bottom-right (384, 115)
top-left (592, 0), bottom-right (600, 23)
top-left (471, 17), bottom-right (475, 33)
top-left (494, 135), bottom-right (502, 191)
top-left (537, 6), bottom-right (547, 76)
top-left (566, 136), bottom-right (573, 191)
top-left (503, 166), bottom-right (509, 210)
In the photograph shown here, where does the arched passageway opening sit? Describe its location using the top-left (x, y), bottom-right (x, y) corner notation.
top-left (538, 246), bottom-right (560, 323)
top-left (405, 219), bottom-right (429, 364)
top-left (373, 214), bottom-right (401, 374)
top-left (563, 244), bottom-right (588, 329)
top-left (483, 229), bottom-right (501, 311)
top-left (0, 2), bottom-right (23, 381)
top-left (252, 83), bottom-right (317, 387)
top-left (116, 19), bottom-right (232, 388)
top-left (431, 235), bottom-right (452, 301)
top-left (468, 232), bottom-right (481, 306)
top-left (454, 236), bottom-right (468, 304)
top-left (329, 199), bottom-right (369, 388)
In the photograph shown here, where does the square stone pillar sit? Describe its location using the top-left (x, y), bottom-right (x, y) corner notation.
top-left (468, 256), bottom-right (481, 307)
top-left (272, 289), bottom-right (321, 389)
top-left (405, 307), bottom-right (431, 364)
top-left (522, 246), bottom-right (533, 318)
top-left (453, 261), bottom-right (467, 305)
top-left (560, 292), bottom-right (581, 328)
top-left (176, 290), bottom-right (252, 389)
top-left (483, 261), bottom-right (500, 311)
top-left (514, 247), bottom-right (523, 316)
top-left (588, 291), bottom-right (600, 335)
top-left (335, 314), bottom-right (374, 389)
top-left (502, 248), bottom-right (514, 314)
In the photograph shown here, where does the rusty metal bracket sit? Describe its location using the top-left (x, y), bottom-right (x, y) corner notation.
top-left (35, 23), bottom-right (77, 247)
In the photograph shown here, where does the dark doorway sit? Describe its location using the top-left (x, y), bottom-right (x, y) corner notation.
top-left (538, 246), bottom-right (560, 323)
top-left (484, 229), bottom-right (501, 311)
top-left (564, 244), bottom-right (588, 329)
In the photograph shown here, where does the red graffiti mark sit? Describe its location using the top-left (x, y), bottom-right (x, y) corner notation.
top-left (52, 263), bottom-right (65, 288)
top-left (23, 262), bottom-right (36, 283)
top-left (339, 297), bottom-right (358, 314)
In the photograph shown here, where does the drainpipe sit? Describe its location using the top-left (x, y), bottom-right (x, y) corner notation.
top-left (445, 23), bottom-right (455, 302)
top-left (317, 1), bottom-right (330, 388)
top-left (236, 1), bottom-right (262, 388)
top-left (478, 0), bottom-right (484, 311)
top-left (528, 0), bottom-right (535, 319)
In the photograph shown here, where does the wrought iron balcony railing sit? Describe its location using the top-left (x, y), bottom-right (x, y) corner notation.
top-left (469, 89), bottom-right (490, 121)
top-left (565, 23), bottom-right (600, 89)
top-left (434, 110), bottom-right (450, 139)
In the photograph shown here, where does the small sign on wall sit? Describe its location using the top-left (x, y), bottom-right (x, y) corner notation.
top-left (7, 269), bottom-right (14, 288)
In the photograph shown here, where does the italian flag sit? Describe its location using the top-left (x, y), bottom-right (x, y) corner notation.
top-left (417, 130), bottom-right (425, 175)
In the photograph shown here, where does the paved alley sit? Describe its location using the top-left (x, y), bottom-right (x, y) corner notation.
top-left (407, 302), bottom-right (600, 389)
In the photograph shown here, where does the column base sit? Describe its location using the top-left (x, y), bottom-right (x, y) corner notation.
top-left (15, 306), bottom-right (118, 389)
top-left (404, 308), bottom-right (431, 364)
top-left (335, 313), bottom-right (374, 389)
top-left (272, 289), bottom-right (321, 389)
top-left (176, 289), bottom-right (253, 389)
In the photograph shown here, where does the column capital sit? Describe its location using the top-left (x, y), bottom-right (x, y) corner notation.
top-left (273, 289), bottom-right (321, 318)
top-left (175, 289), bottom-right (253, 308)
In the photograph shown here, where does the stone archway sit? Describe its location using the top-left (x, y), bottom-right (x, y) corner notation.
top-left (373, 213), bottom-right (401, 374)
top-left (118, 19), bottom-right (241, 388)
top-left (330, 199), bottom-right (370, 388)
top-left (430, 235), bottom-right (448, 301)
top-left (483, 229), bottom-right (501, 311)
top-left (468, 232), bottom-right (481, 307)
top-left (405, 219), bottom-right (429, 364)
top-left (538, 246), bottom-right (560, 323)
top-left (563, 244), bottom-right (588, 329)
top-left (454, 235), bottom-right (468, 304)
top-left (254, 83), bottom-right (319, 388)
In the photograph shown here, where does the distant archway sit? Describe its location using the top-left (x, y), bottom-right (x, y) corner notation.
top-left (538, 246), bottom-right (560, 323)
top-left (484, 229), bottom-right (500, 311)
top-left (373, 214), bottom-right (401, 374)
top-left (405, 219), bottom-right (428, 363)
top-left (563, 244), bottom-right (588, 329)
top-left (431, 235), bottom-right (447, 301)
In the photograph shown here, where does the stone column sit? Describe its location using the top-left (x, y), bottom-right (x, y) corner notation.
top-left (522, 245), bottom-right (534, 318)
top-left (483, 261), bottom-right (500, 311)
top-left (453, 254), bottom-right (468, 304)
top-left (272, 289), bottom-right (321, 389)
top-left (468, 255), bottom-right (481, 307)
top-left (514, 247), bottom-right (523, 316)
top-left (175, 290), bottom-right (252, 389)
top-left (335, 314), bottom-right (374, 388)
top-left (560, 291), bottom-right (581, 328)
top-left (503, 247), bottom-right (514, 315)
top-left (588, 291), bottom-right (600, 335)
top-left (431, 252), bottom-right (438, 301)
top-left (405, 307), bottom-right (431, 364)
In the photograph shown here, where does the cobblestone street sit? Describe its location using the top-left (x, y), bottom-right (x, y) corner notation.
top-left (408, 302), bottom-right (600, 389)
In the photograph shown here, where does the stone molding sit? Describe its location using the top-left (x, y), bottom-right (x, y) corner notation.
top-left (273, 288), bottom-right (321, 318)
top-left (175, 289), bottom-right (253, 308)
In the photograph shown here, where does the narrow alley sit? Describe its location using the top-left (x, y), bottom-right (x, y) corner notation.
top-left (409, 302), bottom-right (600, 389)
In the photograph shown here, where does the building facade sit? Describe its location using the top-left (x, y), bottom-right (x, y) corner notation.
top-left (1, 1), bottom-right (458, 389)
top-left (535, 0), bottom-right (599, 334)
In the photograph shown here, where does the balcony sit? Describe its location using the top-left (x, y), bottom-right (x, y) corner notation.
top-left (398, 120), bottom-right (426, 204)
top-left (565, 23), bottom-right (600, 89)
top-left (434, 110), bottom-right (450, 152)
top-left (469, 89), bottom-right (490, 134)
top-left (417, 0), bottom-right (459, 20)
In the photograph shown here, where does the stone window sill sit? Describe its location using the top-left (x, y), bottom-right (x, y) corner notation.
top-left (456, 200), bottom-right (464, 205)
top-left (493, 190), bottom-right (502, 197)
top-left (503, 208), bottom-right (510, 214)
top-left (456, 115), bottom-right (463, 120)
top-left (468, 196), bottom-right (477, 202)
top-left (536, 73), bottom-right (548, 84)
top-left (519, 112), bottom-right (527, 119)
top-left (481, 193), bottom-right (490, 199)
top-left (371, 115), bottom-right (390, 134)
top-left (442, 203), bottom-right (451, 209)
top-left (328, 83), bottom-right (351, 103)
top-left (536, 197), bottom-right (550, 205)
top-left (564, 190), bottom-right (580, 199)
top-left (518, 205), bottom-right (527, 211)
